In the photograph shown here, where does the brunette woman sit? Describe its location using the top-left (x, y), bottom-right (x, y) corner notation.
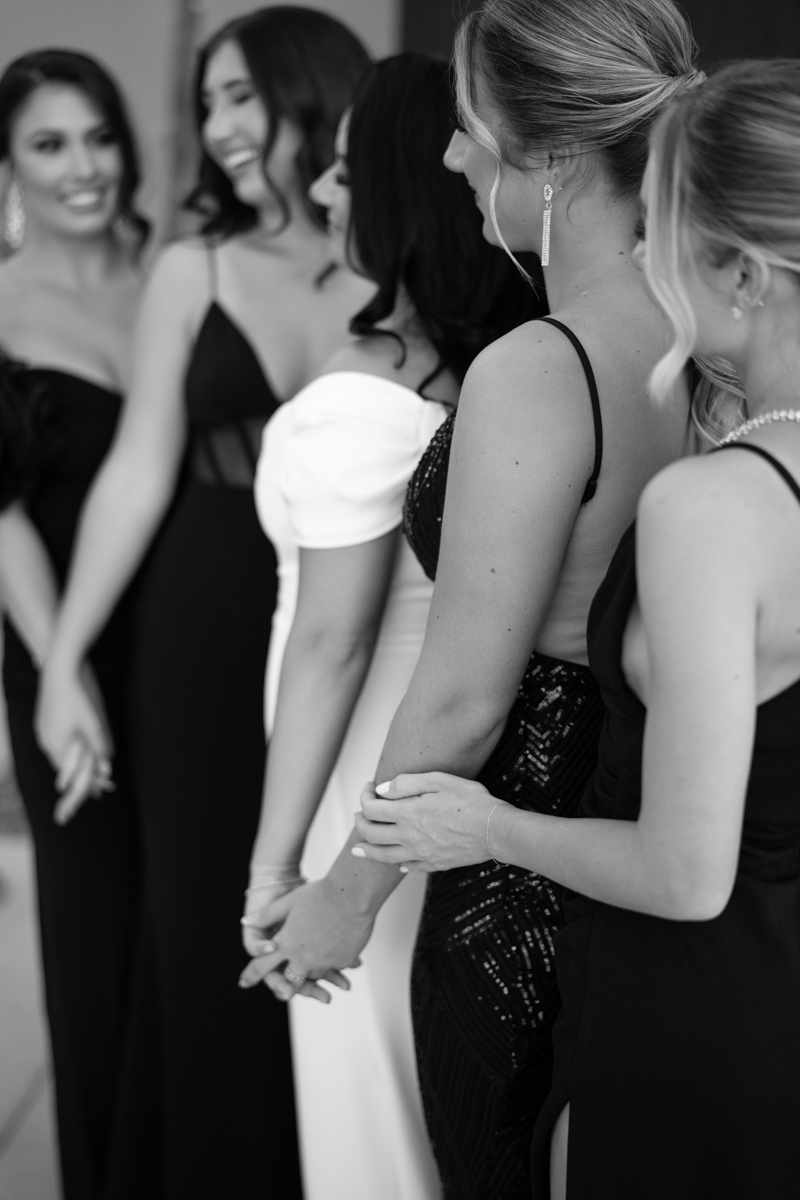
top-left (36, 9), bottom-right (371, 1196)
top-left (356, 57), bottom-right (800, 1200)
top-left (241, 55), bottom-right (544, 1200)
top-left (243, 1), bottom-right (703, 1195)
top-left (0, 50), bottom-right (146, 1200)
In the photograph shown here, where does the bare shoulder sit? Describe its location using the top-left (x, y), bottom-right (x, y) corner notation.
top-left (461, 317), bottom-right (588, 419)
top-left (139, 240), bottom-right (211, 328)
top-left (638, 452), bottom-right (768, 552)
top-left (319, 334), bottom-right (413, 386)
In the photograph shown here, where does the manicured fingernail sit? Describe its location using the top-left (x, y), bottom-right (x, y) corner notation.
top-left (351, 846), bottom-right (366, 857)
top-left (261, 941), bottom-right (276, 953)
top-left (375, 781), bottom-right (391, 796)
top-left (238, 978), bottom-right (250, 988)
top-left (399, 865), bottom-right (409, 874)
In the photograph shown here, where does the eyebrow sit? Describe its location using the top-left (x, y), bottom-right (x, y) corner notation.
top-left (201, 78), bottom-right (252, 102)
top-left (26, 119), bottom-right (111, 139)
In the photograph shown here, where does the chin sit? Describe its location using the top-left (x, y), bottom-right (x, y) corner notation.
top-left (231, 175), bottom-right (270, 210)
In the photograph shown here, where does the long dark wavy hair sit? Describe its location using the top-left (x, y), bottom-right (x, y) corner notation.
top-left (0, 48), bottom-right (150, 256)
top-left (346, 54), bottom-right (546, 393)
top-left (186, 5), bottom-right (370, 239)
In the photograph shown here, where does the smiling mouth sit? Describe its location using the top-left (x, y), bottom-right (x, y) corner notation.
top-left (61, 189), bottom-right (107, 212)
top-left (222, 148), bottom-right (260, 172)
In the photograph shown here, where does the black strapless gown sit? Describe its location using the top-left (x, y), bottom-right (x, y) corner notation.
top-left (531, 469), bottom-right (800, 1198)
top-left (1, 368), bottom-right (141, 1200)
top-left (404, 410), bottom-right (605, 1200)
top-left (103, 301), bottom-right (302, 1198)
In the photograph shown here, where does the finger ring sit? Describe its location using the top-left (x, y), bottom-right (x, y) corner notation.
top-left (284, 966), bottom-right (307, 986)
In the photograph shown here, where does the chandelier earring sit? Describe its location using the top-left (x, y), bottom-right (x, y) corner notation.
top-left (4, 176), bottom-right (25, 251)
top-left (541, 183), bottom-right (553, 267)
top-left (731, 305), bottom-right (743, 321)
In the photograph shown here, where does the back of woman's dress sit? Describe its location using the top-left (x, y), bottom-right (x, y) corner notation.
top-left (255, 370), bottom-right (446, 1200)
top-left (105, 256), bottom-right (303, 1199)
top-left (0, 363), bottom-right (140, 1200)
top-left (531, 446), bottom-right (800, 1199)
top-left (402, 319), bottom-right (606, 1200)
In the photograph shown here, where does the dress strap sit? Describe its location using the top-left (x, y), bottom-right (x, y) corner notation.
top-left (714, 442), bottom-right (800, 506)
top-left (538, 317), bottom-right (603, 503)
top-left (206, 242), bottom-right (218, 300)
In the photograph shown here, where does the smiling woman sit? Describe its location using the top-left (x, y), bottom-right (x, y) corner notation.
top-left (33, 8), bottom-right (372, 1197)
top-left (0, 49), bottom-right (148, 1200)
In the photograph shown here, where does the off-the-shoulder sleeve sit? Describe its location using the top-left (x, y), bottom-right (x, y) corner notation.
top-left (279, 373), bottom-right (447, 550)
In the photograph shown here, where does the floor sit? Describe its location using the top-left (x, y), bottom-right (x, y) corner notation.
top-left (0, 777), bottom-right (61, 1200)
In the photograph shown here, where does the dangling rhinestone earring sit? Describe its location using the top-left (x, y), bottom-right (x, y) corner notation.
top-left (541, 183), bottom-right (553, 267)
top-left (731, 305), bottom-right (743, 321)
top-left (4, 176), bottom-right (25, 250)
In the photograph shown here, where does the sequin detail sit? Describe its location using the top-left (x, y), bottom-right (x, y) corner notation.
top-left (404, 411), bottom-right (604, 1199)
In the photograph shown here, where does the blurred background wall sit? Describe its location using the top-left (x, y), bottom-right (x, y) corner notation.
top-left (2, 0), bottom-right (800, 250)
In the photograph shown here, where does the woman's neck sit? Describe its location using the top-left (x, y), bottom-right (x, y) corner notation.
top-left (11, 228), bottom-right (127, 291)
top-left (240, 204), bottom-right (334, 278)
top-left (539, 189), bottom-right (641, 313)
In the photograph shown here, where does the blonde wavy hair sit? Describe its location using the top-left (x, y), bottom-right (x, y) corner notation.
top-left (645, 60), bottom-right (800, 439)
top-left (454, 0), bottom-right (703, 263)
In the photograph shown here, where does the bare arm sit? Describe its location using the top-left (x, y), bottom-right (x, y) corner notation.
top-left (358, 460), bottom-right (761, 921)
top-left (37, 246), bottom-right (201, 763)
top-left (0, 504), bottom-right (59, 666)
top-left (247, 531), bottom-right (398, 882)
top-left (325, 327), bottom-right (595, 907)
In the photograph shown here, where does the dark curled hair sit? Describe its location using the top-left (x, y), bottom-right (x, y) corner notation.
top-left (186, 6), bottom-right (370, 239)
top-left (0, 49), bottom-right (150, 256)
top-left (346, 53), bottom-right (547, 393)
top-left (0, 352), bottom-right (54, 512)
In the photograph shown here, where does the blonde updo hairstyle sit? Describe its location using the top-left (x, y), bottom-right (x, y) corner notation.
top-left (454, 0), bottom-right (703, 256)
top-left (646, 60), bottom-right (800, 439)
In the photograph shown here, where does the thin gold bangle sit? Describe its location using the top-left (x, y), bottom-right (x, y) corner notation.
top-left (486, 803), bottom-right (507, 866)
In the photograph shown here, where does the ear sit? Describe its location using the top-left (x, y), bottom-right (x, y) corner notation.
top-left (731, 250), bottom-right (770, 311)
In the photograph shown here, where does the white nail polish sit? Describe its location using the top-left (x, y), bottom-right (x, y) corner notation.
top-left (351, 846), bottom-right (366, 857)
top-left (375, 781), bottom-right (390, 796)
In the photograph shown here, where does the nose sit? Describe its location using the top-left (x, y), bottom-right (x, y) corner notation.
top-left (69, 139), bottom-right (101, 180)
top-left (443, 130), bottom-right (468, 174)
top-left (309, 161), bottom-right (337, 209)
top-left (203, 100), bottom-right (236, 148)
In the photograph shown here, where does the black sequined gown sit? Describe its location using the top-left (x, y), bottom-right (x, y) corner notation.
top-left (403, 322), bottom-right (606, 1198)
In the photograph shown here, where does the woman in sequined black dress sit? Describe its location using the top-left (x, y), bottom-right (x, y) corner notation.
top-left (259, 2), bottom-right (702, 1196)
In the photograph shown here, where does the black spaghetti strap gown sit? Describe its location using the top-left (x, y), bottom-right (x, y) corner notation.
top-left (103, 254), bottom-right (302, 1199)
top-left (403, 319), bottom-right (606, 1199)
top-left (0, 362), bottom-right (141, 1200)
top-left (530, 442), bottom-right (800, 1200)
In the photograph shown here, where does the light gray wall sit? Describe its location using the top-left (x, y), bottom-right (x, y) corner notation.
top-left (1, 0), bottom-right (399, 239)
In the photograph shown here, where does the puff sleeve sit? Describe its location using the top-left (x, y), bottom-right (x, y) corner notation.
top-left (276, 373), bottom-right (447, 550)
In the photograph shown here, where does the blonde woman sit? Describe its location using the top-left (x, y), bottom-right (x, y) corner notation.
top-left (237, 1), bottom-right (701, 1194)
top-left (357, 58), bottom-right (800, 1200)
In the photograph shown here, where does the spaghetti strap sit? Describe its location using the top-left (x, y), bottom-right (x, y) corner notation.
top-left (206, 242), bottom-right (218, 300)
top-left (538, 316), bottom-right (603, 503)
top-left (715, 442), bottom-right (800, 506)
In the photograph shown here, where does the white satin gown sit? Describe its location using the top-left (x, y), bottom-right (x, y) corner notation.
top-left (254, 371), bottom-right (446, 1200)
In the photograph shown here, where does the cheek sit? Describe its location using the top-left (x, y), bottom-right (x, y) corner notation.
top-left (98, 147), bottom-right (124, 184)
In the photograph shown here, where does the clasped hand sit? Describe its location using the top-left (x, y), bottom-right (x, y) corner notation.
top-left (239, 876), bottom-right (371, 1003)
top-left (35, 661), bottom-right (115, 823)
top-left (352, 772), bottom-right (502, 873)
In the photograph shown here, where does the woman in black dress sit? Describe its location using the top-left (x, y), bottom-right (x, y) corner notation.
top-left (255, 0), bottom-right (703, 1195)
top-left (36, 10), bottom-right (371, 1198)
top-left (0, 50), bottom-right (146, 1200)
top-left (356, 57), bottom-right (800, 1200)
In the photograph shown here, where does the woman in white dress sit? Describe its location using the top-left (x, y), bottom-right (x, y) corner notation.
top-left (240, 55), bottom-right (545, 1200)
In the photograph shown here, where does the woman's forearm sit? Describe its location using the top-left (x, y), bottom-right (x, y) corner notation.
top-left (0, 507), bottom-right (59, 665)
top-left (325, 673), bottom-right (511, 915)
top-left (250, 629), bottom-right (379, 871)
top-left (47, 456), bottom-right (176, 672)
top-left (492, 804), bottom-right (729, 922)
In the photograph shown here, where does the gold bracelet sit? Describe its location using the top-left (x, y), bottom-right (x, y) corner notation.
top-left (486, 803), bottom-right (507, 866)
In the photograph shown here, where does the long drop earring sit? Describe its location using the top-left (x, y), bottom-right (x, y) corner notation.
top-left (4, 176), bottom-right (25, 250)
top-left (541, 183), bottom-right (553, 267)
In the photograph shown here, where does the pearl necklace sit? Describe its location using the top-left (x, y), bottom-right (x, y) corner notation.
top-left (719, 409), bottom-right (800, 445)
